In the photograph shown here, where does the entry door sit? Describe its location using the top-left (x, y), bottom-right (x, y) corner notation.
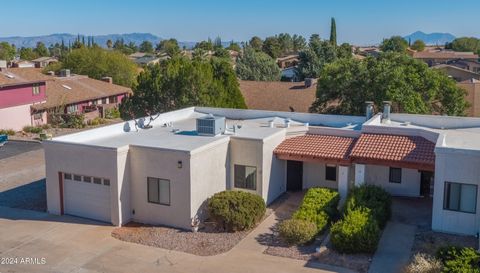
top-left (287, 160), bottom-right (303, 191)
top-left (420, 171), bottom-right (434, 197)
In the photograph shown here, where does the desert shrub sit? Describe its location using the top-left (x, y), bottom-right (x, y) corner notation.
top-left (61, 113), bottom-right (85, 129)
top-left (105, 107), bottom-right (121, 119)
top-left (41, 124), bottom-right (51, 130)
top-left (0, 129), bottom-right (15, 135)
top-left (345, 184), bottom-right (391, 228)
top-left (293, 209), bottom-right (329, 232)
top-left (436, 246), bottom-right (480, 273)
top-left (87, 117), bottom-right (107, 126)
top-left (207, 190), bottom-right (266, 232)
top-left (22, 126), bottom-right (43, 134)
top-left (278, 218), bottom-right (317, 245)
top-left (403, 253), bottom-right (443, 273)
top-left (330, 207), bottom-right (380, 254)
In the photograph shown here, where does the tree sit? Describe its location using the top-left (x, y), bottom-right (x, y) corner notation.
top-left (292, 34), bottom-right (306, 52)
top-left (235, 47), bottom-right (281, 81)
top-left (277, 33), bottom-right (293, 55)
top-left (156, 38), bottom-right (180, 56)
top-left (213, 36), bottom-right (222, 49)
top-left (33, 42), bottom-right (49, 57)
top-left (297, 37), bottom-right (338, 79)
top-left (119, 56), bottom-right (246, 122)
top-left (330, 17), bottom-right (337, 46)
top-left (447, 37), bottom-right (480, 54)
top-left (337, 43), bottom-right (353, 59)
top-left (380, 36), bottom-right (408, 53)
top-left (262, 36), bottom-right (281, 58)
top-left (249, 36), bottom-right (263, 51)
top-left (195, 39), bottom-right (214, 51)
top-left (19, 47), bottom-right (37, 60)
top-left (0, 42), bottom-right (16, 61)
top-left (106, 39), bottom-right (113, 49)
top-left (411, 39), bottom-right (426, 51)
top-left (226, 41), bottom-right (241, 52)
top-left (60, 47), bottom-right (137, 87)
top-left (139, 41), bottom-right (154, 53)
top-left (310, 53), bottom-right (467, 116)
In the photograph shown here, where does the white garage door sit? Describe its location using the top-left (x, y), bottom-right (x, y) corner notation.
top-left (64, 173), bottom-right (111, 223)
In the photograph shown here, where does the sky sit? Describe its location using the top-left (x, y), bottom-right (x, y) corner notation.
top-left (2, 0), bottom-right (480, 45)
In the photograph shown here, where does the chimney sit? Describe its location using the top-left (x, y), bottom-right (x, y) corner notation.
top-left (47, 71), bottom-right (55, 76)
top-left (365, 101), bottom-right (374, 120)
top-left (101, 76), bottom-right (113, 84)
top-left (382, 101), bottom-right (391, 124)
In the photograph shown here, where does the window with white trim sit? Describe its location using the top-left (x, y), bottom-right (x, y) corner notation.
top-left (32, 84), bottom-right (40, 95)
top-left (147, 177), bottom-right (170, 205)
top-left (444, 182), bottom-right (477, 213)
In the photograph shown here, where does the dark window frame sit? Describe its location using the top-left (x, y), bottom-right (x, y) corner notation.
top-left (325, 164), bottom-right (337, 181)
top-left (234, 164), bottom-right (257, 190)
top-left (147, 177), bottom-right (170, 206)
top-left (389, 167), bottom-right (402, 183)
top-left (443, 181), bottom-right (477, 214)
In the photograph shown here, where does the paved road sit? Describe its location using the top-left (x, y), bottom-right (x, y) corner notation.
top-left (0, 206), bottom-right (347, 273)
top-left (0, 140), bottom-right (42, 160)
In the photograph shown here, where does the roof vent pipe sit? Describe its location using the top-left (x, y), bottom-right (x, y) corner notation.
top-left (284, 118), bottom-right (291, 128)
top-left (268, 120), bottom-right (274, 128)
top-left (365, 101), bottom-right (374, 120)
top-left (382, 101), bottom-right (391, 124)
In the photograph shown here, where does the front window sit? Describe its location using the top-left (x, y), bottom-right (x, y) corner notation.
top-left (444, 182), bottom-right (477, 213)
top-left (147, 177), bottom-right (170, 205)
top-left (234, 165), bottom-right (257, 190)
top-left (389, 167), bottom-right (402, 183)
top-left (32, 84), bottom-right (40, 95)
top-left (325, 164), bottom-right (337, 181)
top-left (67, 104), bottom-right (78, 113)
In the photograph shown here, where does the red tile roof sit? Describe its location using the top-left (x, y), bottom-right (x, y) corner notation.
top-left (273, 134), bottom-right (357, 165)
top-left (350, 133), bottom-right (435, 171)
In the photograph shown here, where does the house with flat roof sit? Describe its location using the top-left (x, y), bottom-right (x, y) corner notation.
top-left (44, 103), bottom-right (480, 236)
top-left (410, 50), bottom-right (479, 66)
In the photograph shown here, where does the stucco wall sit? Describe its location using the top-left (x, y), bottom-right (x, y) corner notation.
top-left (190, 139), bottom-right (230, 220)
top-left (0, 104), bottom-right (32, 131)
top-left (0, 83), bottom-right (46, 108)
top-left (365, 164), bottom-right (421, 197)
top-left (432, 150), bottom-right (480, 235)
top-left (43, 141), bottom-right (121, 225)
top-left (303, 162), bottom-right (339, 190)
top-left (262, 132), bottom-right (287, 204)
top-left (128, 146), bottom-right (192, 229)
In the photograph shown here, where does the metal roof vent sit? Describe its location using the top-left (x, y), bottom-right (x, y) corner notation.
top-left (196, 114), bottom-right (225, 136)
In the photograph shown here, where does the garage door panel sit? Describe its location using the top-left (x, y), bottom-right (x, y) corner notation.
top-left (64, 179), bottom-right (111, 223)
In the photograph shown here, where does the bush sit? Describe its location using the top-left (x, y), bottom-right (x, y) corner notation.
top-left (436, 246), bottom-right (480, 273)
top-left (404, 253), bottom-right (443, 273)
top-left (87, 117), bottom-right (107, 126)
top-left (330, 207), bottom-right (380, 254)
top-left (61, 113), bottom-right (85, 129)
top-left (22, 126), bottom-right (43, 134)
top-left (105, 107), bottom-right (121, 119)
top-left (207, 190), bottom-right (266, 232)
top-left (345, 185), bottom-right (391, 228)
top-left (278, 219), bottom-right (317, 245)
top-left (0, 129), bottom-right (15, 135)
top-left (41, 124), bottom-right (51, 130)
top-left (293, 209), bottom-right (329, 233)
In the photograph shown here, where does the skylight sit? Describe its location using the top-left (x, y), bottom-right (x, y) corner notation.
top-left (62, 84), bottom-right (72, 90)
top-left (4, 74), bottom-right (14, 79)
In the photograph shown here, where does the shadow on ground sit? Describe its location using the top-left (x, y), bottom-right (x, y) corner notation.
top-left (0, 179), bottom-right (46, 211)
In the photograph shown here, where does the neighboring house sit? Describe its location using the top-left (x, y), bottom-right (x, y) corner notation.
top-left (11, 60), bottom-right (35, 68)
top-left (0, 68), bottom-right (131, 130)
top-left (43, 103), bottom-right (480, 236)
top-left (447, 59), bottom-right (480, 74)
top-left (239, 80), bottom-right (316, 112)
top-left (432, 64), bottom-right (480, 82)
top-left (129, 52), bottom-right (148, 60)
top-left (410, 50), bottom-right (479, 66)
top-left (32, 56), bottom-right (59, 68)
top-left (276, 55), bottom-right (299, 69)
top-left (134, 56), bottom-right (162, 66)
top-left (0, 69), bottom-right (48, 130)
top-left (458, 78), bottom-right (480, 117)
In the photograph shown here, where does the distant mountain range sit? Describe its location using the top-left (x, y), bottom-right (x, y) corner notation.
top-left (0, 33), bottom-right (200, 49)
top-left (403, 31), bottom-right (456, 45)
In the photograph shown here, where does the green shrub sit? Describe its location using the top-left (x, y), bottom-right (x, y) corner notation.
top-left (278, 218), bottom-right (317, 245)
top-left (0, 129), bottom-right (15, 136)
top-left (87, 117), bottom-right (107, 126)
top-left (330, 207), bottom-right (380, 254)
top-left (105, 107), bottom-right (121, 119)
top-left (207, 190), bottom-right (266, 232)
top-left (22, 126), bottom-right (43, 134)
top-left (293, 209), bottom-right (329, 232)
top-left (41, 124), bottom-right (51, 130)
top-left (345, 184), bottom-right (391, 228)
top-left (299, 187), bottom-right (340, 218)
top-left (61, 113), bottom-right (85, 129)
top-left (436, 246), bottom-right (480, 273)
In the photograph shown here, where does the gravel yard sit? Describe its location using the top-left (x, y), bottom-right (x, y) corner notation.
top-left (411, 230), bottom-right (478, 257)
top-left (314, 243), bottom-right (372, 273)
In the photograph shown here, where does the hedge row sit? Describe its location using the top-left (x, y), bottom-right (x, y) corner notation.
top-left (279, 187), bottom-right (340, 245)
top-left (331, 185), bottom-right (391, 254)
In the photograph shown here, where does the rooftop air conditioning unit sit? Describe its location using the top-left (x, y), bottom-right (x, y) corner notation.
top-left (196, 114), bottom-right (225, 136)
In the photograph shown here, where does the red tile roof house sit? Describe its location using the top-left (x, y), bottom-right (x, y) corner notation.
top-left (43, 102), bottom-right (480, 241)
top-left (0, 68), bottom-right (132, 131)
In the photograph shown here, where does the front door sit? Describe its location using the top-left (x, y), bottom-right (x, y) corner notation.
top-left (287, 160), bottom-right (303, 191)
top-left (420, 171), bottom-right (434, 197)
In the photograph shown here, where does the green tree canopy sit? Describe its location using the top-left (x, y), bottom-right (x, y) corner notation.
top-left (59, 47), bottom-right (137, 87)
top-left (195, 39), bottom-right (214, 51)
top-left (106, 39), bottom-right (113, 49)
top-left (277, 33), bottom-right (293, 55)
top-left (297, 36), bottom-right (342, 79)
top-left (411, 39), bottom-right (426, 51)
top-left (262, 36), bottom-right (281, 58)
top-left (139, 41), bottom-right (154, 53)
top-left (235, 47), bottom-right (281, 81)
top-left (156, 38), bottom-right (180, 56)
top-left (330, 17), bottom-right (337, 46)
top-left (447, 37), bottom-right (480, 54)
top-left (119, 56), bottom-right (246, 121)
top-left (19, 47), bottom-right (37, 60)
top-left (292, 34), bottom-right (307, 52)
top-left (310, 53), bottom-right (467, 116)
top-left (0, 42), bottom-right (16, 61)
top-left (380, 36), bottom-right (408, 53)
top-left (249, 36), bottom-right (263, 51)
top-left (226, 41), bottom-right (241, 52)
top-left (33, 42), bottom-right (49, 57)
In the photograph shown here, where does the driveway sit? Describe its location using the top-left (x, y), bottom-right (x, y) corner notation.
top-left (0, 140), bottom-right (42, 160)
top-left (0, 206), bottom-right (346, 273)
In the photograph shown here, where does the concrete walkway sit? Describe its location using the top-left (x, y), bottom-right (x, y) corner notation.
top-left (368, 222), bottom-right (416, 273)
